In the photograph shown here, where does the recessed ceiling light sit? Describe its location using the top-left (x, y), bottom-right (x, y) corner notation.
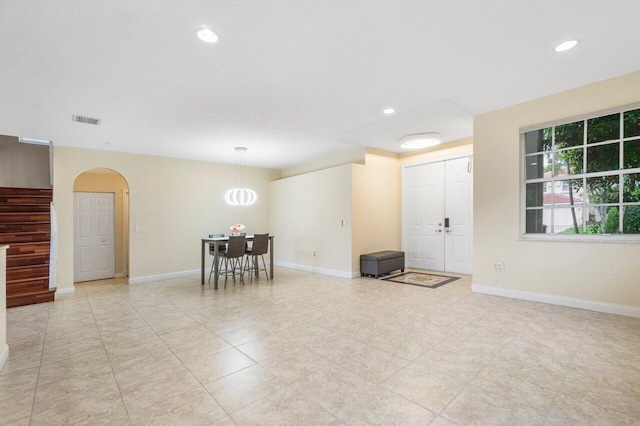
top-left (383, 108), bottom-right (395, 115)
top-left (197, 26), bottom-right (219, 43)
top-left (400, 133), bottom-right (441, 149)
top-left (554, 40), bottom-right (578, 52)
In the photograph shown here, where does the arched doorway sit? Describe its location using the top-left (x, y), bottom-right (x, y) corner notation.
top-left (72, 168), bottom-right (129, 283)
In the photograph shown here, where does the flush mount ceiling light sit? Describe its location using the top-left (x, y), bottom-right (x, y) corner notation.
top-left (554, 40), bottom-right (578, 52)
top-left (383, 108), bottom-right (396, 114)
top-left (196, 26), bottom-right (219, 43)
top-left (400, 133), bottom-right (442, 149)
top-left (225, 147), bottom-right (257, 206)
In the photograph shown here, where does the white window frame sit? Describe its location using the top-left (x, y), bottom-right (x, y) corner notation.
top-left (520, 102), bottom-right (640, 243)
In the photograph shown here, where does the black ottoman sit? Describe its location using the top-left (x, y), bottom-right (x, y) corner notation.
top-left (360, 251), bottom-right (405, 278)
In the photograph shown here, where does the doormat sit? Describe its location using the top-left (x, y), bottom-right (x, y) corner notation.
top-left (382, 272), bottom-right (459, 289)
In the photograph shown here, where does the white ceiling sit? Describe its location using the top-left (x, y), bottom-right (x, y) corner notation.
top-left (1, 1), bottom-right (639, 169)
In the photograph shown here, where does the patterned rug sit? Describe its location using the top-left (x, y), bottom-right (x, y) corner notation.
top-left (382, 272), bottom-right (460, 289)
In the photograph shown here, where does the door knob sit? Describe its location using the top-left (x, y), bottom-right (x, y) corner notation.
top-left (445, 229), bottom-right (452, 233)
top-left (436, 229), bottom-right (442, 233)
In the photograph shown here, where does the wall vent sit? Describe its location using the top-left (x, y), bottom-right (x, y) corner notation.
top-left (72, 114), bottom-right (102, 125)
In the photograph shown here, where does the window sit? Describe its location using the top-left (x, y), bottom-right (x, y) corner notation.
top-left (522, 105), bottom-right (640, 240)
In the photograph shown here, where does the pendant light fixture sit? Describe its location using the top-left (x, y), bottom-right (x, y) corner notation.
top-left (225, 147), bottom-right (257, 206)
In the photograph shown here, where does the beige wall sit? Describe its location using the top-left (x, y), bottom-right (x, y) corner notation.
top-left (281, 148), bottom-right (366, 178)
top-left (399, 138), bottom-right (473, 166)
top-left (473, 71), bottom-right (640, 308)
top-left (0, 245), bottom-right (7, 371)
top-left (73, 171), bottom-right (129, 276)
top-left (270, 164), bottom-right (353, 276)
top-left (53, 147), bottom-right (280, 290)
top-left (0, 135), bottom-right (51, 188)
top-left (352, 153), bottom-right (402, 270)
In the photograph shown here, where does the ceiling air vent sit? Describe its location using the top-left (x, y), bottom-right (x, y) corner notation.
top-left (72, 114), bottom-right (102, 125)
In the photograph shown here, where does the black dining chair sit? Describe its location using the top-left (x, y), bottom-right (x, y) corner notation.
top-left (244, 233), bottom-right (270, 283)
top-left (208, 233), bottom-right (227, 284)
top-left (224, 235), bottom-right (246, 287)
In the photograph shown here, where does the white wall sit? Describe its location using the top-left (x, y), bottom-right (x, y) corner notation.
top-left (53, 147), bottom-right (280, 290)
top-left (270, 164), bottom-right (353, 277)
top-left (473, 71), bottom-right (640, 314)
top-left (0, 245), bottom-right (8, 371)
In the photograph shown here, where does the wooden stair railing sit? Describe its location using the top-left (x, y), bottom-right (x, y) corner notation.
top-left (0, 187), bottom-right (56, 307)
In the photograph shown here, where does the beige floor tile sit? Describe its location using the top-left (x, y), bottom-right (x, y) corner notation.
top-left (236, 333), bottom-right (300, 362)
top-left (334, 385), bottom-right (436, 425)
top-left (307, 334), bottom-right (411, 383)
top-left (414, 346), bottom-right (488, 382)
top-left (29, 390), bottom-right (129, 426)
top-left (119, 366), bottom-right (201, 412)
top-left (4, 271), bottom-right (640, 425)
top-left (382, 362), bottom-right (467, 414)
top-left (0, 388), bottom-right (35, 425)
top-left (215, 323), bottom-right (272, 346)
top-left (429, 416), bottom-right (458, 426)
top-left (0, 366), bottom-right (39, 394)
top-left (1, 416), bottom-right (30, 426)
top-left (128, 387), bottom-right (226, 425)
top-left (230, 386), bottom-right (340, 425)
top-left (33, 365), bottom-right (119, 414)
top-left (290, 362), bottom-right (375, 413)
top-left (0, 340), bottom-right (43, 375)
top-left (180, 347), bottom-right (255, 384)
top-left (204, 364), bottom-right (288, 413)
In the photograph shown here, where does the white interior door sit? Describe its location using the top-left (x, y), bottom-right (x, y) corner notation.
top-left (74, 192), bottom-right (115, 282)
top-left (403, 161), bottom-right (445, 271)
top-left (444, 157), bottom-right (474, 274)
top-left (402, 156), bottom-right (473, 274)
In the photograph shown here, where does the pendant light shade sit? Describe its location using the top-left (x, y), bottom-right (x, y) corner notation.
top-left (225, 147), bottom-right (257, 206)
top-left (224, 188), bottom-right (257, 205)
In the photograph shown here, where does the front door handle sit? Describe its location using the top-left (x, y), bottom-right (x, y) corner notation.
top-left (435, 229), bottom-right (442, 233)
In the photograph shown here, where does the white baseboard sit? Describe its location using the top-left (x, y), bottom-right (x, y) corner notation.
top-left (472, 283), bottom-right (640, 319)
top-left (129, 269), bottom-right (200, 284)
top-left (56, 287), bottom-right (75, 294)
top-left (0, 344), bottom-right (8, 372)
top-left (274, 261), bottom-right (358, 279)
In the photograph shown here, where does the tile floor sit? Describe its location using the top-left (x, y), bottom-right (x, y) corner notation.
top-left (2, 268), bottom-right (640, 425)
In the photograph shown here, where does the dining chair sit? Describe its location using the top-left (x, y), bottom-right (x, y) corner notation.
top-left (208, 233), bottom-right (227, 284)
top-left (244, 233), bottom-right (270, 283)
top-left (224, 235), bottom-right (246, 287)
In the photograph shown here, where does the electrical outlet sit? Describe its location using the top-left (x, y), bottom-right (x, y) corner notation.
top-left (135, 225), bottom-right (143, 233)
top-left (496, 261), bottom-right (504, 272)
top-left (313, 249), bottom-right (316, 257)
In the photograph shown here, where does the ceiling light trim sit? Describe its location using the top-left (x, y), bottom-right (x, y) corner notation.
top-left (400, 132), bottom-right (442, 149)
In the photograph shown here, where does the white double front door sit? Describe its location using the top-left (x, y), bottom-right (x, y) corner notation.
top-left (74, 192), bottom-right (115, 282)
top-left (402, 156), bottom-right (473, 274)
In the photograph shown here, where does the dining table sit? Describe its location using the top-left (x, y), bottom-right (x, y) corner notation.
top-left (200, 235), bottom-right (274, 289)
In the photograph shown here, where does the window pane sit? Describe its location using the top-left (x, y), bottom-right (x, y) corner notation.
top-left (555, 121), bottom-right (584, 149)
top-left (551, 179), bottom-right (584, 205)
top-left (623, 173), bottom-right (640, 202)
top-left (526, 183), bottom-right (544, 207)
top-left (624, 108), bottom-right (640, 138)
top-left (587, 113), bottom-right (620, 143)
top-left (586, 143), bottom-right (619, 173)
top-left (586, 175), bottom-right (619, 204)
top-left (554, 207), bottom-right (584, 234)
top-left (624, 140), bottom-right (640, 169)
top-left (524, 128), bottom-right (552, 154)
top-left (555, 147), bottom-right (583, 175)
top-left (623, 205), bottom-right (640, 234)
top-left (585, 205), bottom-right (620, 234)
top-left (525, 153), bottom-right (550, 180)
top-left (526, 209), bottom-right (551, 234)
